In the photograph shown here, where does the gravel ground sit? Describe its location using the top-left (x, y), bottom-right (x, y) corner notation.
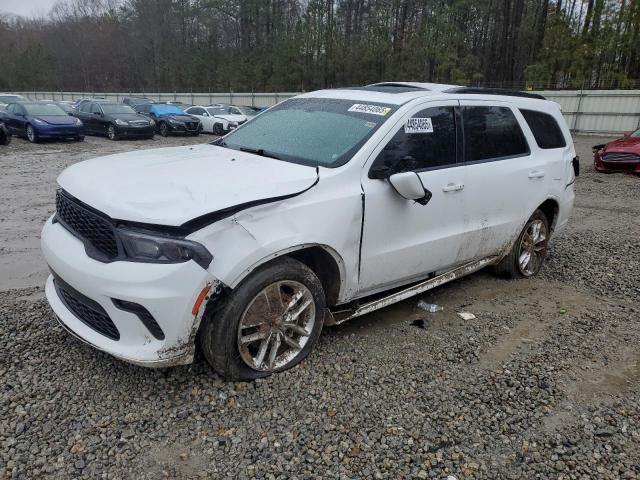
top-left (1, 134), bottom-right (639, 479)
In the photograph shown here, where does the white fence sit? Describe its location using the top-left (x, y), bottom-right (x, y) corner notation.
top-left (12, 89), bottom-right (640, 135)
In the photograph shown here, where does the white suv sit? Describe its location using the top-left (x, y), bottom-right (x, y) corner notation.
top-left (41, 83), bottom-right (577, 380)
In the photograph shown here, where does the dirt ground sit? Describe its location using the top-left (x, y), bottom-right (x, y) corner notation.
top-left (1, 132), bottom-right (639, 479)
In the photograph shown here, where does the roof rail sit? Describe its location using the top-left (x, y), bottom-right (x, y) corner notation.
top-left (444, 87), bottom-right (546, 100)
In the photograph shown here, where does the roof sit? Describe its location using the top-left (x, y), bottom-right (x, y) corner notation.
top-left (299, 82), bottom-right (548, 105)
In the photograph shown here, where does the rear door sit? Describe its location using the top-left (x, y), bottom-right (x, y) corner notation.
top-left (457, 101), bottom-right (547, 259)
top-left (359, 100), bottom-right (472, 294)
top-left (4, 104), bottom-right (20, 133)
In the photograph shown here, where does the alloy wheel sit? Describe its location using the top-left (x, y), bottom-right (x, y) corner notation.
top-left (107, 125), bottom-right (116, 140)
top-left (159, 123), bottom-right (168, 137)
top-left (237, 280), bottom-right (316, 372)
top-left (517, 219), bottom-right (548, 276)
top-left (26, 125), bottom-right (35, 142)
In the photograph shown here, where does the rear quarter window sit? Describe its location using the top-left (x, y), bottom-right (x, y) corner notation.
top-left (520, 109), bottom-right (567, 149)
top-left (462, 106), bottom-right (529, 162)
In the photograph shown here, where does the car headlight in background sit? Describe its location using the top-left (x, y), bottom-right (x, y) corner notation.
top-left (114, 119), bottom-right (129, 126)
top-left (75, 118), bottom-right (83, 126)
top-left (149, 119), bottom-right (155, 127)
top-left (117, 228), bottom-right (213, 269)
top-left (32, 118), bottom-right (47, 125)
top-left (168, 118), bottom-right (183, 125)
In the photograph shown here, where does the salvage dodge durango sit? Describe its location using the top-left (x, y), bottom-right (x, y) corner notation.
top-left (41, 82), bottom-right (577, 380)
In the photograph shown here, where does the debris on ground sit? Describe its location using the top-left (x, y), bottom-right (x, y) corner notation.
top-left (457, 311), bottom-right (476, 320)
top-left (410, 318), bottom-right (430, 329)
top-left (417, 300), bottom-right (443, 312)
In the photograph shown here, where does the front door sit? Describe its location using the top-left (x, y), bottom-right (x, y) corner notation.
top-left (358, 100), bottom-right (471, 295)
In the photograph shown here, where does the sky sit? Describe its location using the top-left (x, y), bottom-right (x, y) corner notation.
top-left (0, 0), bottom-right (58, 17)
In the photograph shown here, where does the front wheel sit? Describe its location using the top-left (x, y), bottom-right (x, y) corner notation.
top-left (106, 124), bottom-right (118, 141)
top-left (75, 135), bottom-right (85, 142)
top-left (26, 124), bottom-right (38, 143)
top-left (158, 122), bottom-right (169, 137)
top-left (494, 209), bottom-right (550, 278)
top-left (213, 123), bottom-right (224, 136)
top-left (200, 257), bottom-right (325, 380)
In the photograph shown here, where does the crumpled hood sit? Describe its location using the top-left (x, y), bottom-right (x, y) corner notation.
top-left (57, 144), bottom-right (318, 226)
top-left (605, 136), bottom-right (640, 153)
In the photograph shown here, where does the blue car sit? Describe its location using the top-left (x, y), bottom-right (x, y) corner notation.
top-left (135, 103), bottom-right (201, 137)
top-left (0, 101), bottom-right (84, 142)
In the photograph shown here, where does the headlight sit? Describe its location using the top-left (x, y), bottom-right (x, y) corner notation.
top-left (75, 118), bottom-right (83, 126)
top-left (32, 118), bottom-right (46, 125)
top-left (114, 119), bottom-right (129, 126)
top-left (118, 228), bottom-right (213, 269)
top-left (168, 118), bottom-right (182, 125)
top-left (149, 119), bottom-right (155, 127)
top-left (229, 121), bottom-right (238, 127)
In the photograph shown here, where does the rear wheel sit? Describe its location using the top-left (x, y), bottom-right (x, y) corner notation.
top-left (494, 209), bottom-right (549, 278)
top-left (106, 124), bottom-right (118, 141)
top-left (200, 257), bottom-right (325, 380)
top-left (26, 124), bottom-right (38, 143)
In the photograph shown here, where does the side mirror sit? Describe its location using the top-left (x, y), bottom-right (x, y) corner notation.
top-left (388, 172), bottom-right (432, 206)
top-left (202, 112), bottom-right (209, 117)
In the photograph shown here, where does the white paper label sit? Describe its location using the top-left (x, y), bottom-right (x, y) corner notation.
top-left (348, 104), bottom-right (391, 116)
top-left (404, 117), bottom-right (433, 134)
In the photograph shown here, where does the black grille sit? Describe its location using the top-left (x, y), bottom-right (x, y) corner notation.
top-left (53, 273), bottom-right (120, 340)
top-left (185, 122), bottom-right (198, 130)
top-left (602, 152), bottom-right (640, 162)
top-left (55, 190), bottom-right (119, 260)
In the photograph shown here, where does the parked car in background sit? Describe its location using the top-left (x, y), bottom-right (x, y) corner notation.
top-left (0, 101), bottom-right (84, 142)
top-left (0, 122), bottom-right (10, 145)
top-left (0, 94), bottom-right (28, 110)
top-left (136, 103), bottom-right (201, 136)
top-left (165, 101), bottom-right (192, 110)
top-left (210, 104), bottom-right (258, 123)
top-left (183, 105), bottom-right (243, 134)
top-left (73, 97), bottom-right (107, 111)
top-left (122, 96), bottom-right (154, 108)
top-left (74, 101), bottom-right (155, 140)
top-left (593, 128), bottom-right (640, 174)
top-left (41, 83), bottom-right (577, 380)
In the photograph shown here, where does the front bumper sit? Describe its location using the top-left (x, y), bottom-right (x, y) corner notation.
top-left (594, 155), bottom-right (640, 173)
top-left (166, 122), bottom-right (201, 135)
top-left (115, 125), bottom-right (155, 138)
top-left (41, 216), bottom-right (218, 367)
top-left (36, 124), bottom-right (83, 138)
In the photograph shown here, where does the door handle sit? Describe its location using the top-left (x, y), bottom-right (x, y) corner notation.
top-left (442, 183), bottom-right (464, 192)
top-left (528, 170), bottom-right (545, 179)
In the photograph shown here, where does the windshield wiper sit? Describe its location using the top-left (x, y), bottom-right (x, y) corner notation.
top-left (239, 147), bottom-right (281, 160)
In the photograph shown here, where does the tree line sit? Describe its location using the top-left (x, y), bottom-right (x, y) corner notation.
top-left (0, 0), bottom-right (638, 92)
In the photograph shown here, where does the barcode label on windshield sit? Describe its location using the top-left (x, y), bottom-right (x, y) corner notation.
top-left (348, 104), bottom-right (391, 116)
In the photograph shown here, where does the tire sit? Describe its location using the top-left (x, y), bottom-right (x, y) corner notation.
top-left (75, 135), bottom-right (85, 142)
top-left (26, 124), bottom-right (39, 143)
top-left (159, 122), bottom-right (169, 137)
top-left (213, 123), bottom-right (224, 136)
top-left (200, 257), bottom-right (326, 381)
top-left (0, 124), bottom-right (10, 145)
top-left (106, 124), bottom-right (118, 141)
top-left (494, 209), bottom-right (550, 278)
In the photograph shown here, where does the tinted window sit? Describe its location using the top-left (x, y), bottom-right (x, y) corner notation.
top-left (90, 103), bottom-right (102, 114)
top-left (189, 107), bottom-right (205, 115)
top-left (370, 106), bottom-right (457, 176)
top-left (6, 104), bottom-right (15, 113)
top-left (462, 106), bottom-right (529, 161)
top-left (23, 103), bottom-right (66, 116)
top-left (101, 104), bottom-right (135, 114)
top-left (520, 109), bottom-right (566, 149)
top-left (137, 104), bottom-right (150, 113)
top-left (79, 102), bottom-right (91, 113)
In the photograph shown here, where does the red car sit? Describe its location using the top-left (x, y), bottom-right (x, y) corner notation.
top-left (593, 128), bottom-right (640, 174)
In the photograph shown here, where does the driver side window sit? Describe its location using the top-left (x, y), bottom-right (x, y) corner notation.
top-left (370, 106), bottom-right (457, 177)
top-left (90, 103), bottom-right (102, 114)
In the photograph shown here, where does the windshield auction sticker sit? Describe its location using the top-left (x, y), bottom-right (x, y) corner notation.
top-left (348, 104), bottom-right (392, 116)
top-left (404, 117), bottom-right (433, 134)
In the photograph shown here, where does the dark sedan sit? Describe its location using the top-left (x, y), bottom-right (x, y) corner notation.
top-left (0, 102), bottom-right (84, 142)
top-left (135, 103), bottom-right (201, 137)
top-left (593, 128), bottom-right (640, 174)
top-left (74, 101), bottom-right (155, 140)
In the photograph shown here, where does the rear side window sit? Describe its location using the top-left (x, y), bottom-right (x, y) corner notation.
top-left (370, 106), bottom-right (457, 176)
top-left (520, 109), bottom-right (566, 149)
top-left (462, 106), bottom-right (529, 162)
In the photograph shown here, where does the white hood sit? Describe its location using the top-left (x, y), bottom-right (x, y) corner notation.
top-left (57, 144), bottom-right (318, 226)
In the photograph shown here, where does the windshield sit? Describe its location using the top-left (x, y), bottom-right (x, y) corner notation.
top-left (152, 104), bottom-right (185, 115)
top-left (101, 104), bottom-right (136, 115)
top-left (0, 95), bottom-right (26, 103)
top-left (218, 98), bottom-right (396, 167)
top-left (56, 103), bottom-right (73, 113)
top-left (24, 103), bottom-right (66, 116)
top-left (631, 129), bottom-right (640, 138)
top-left (207, 107), bottom-right (228, 116)
top-left (235, 106), bottom-right (257, 116)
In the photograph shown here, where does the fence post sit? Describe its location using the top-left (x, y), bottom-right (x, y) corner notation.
top-left (573, 83), bottom-right (585, 132)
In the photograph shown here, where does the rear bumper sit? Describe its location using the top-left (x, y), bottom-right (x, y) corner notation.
top-left (41, 216), bottom-right (219, 367)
